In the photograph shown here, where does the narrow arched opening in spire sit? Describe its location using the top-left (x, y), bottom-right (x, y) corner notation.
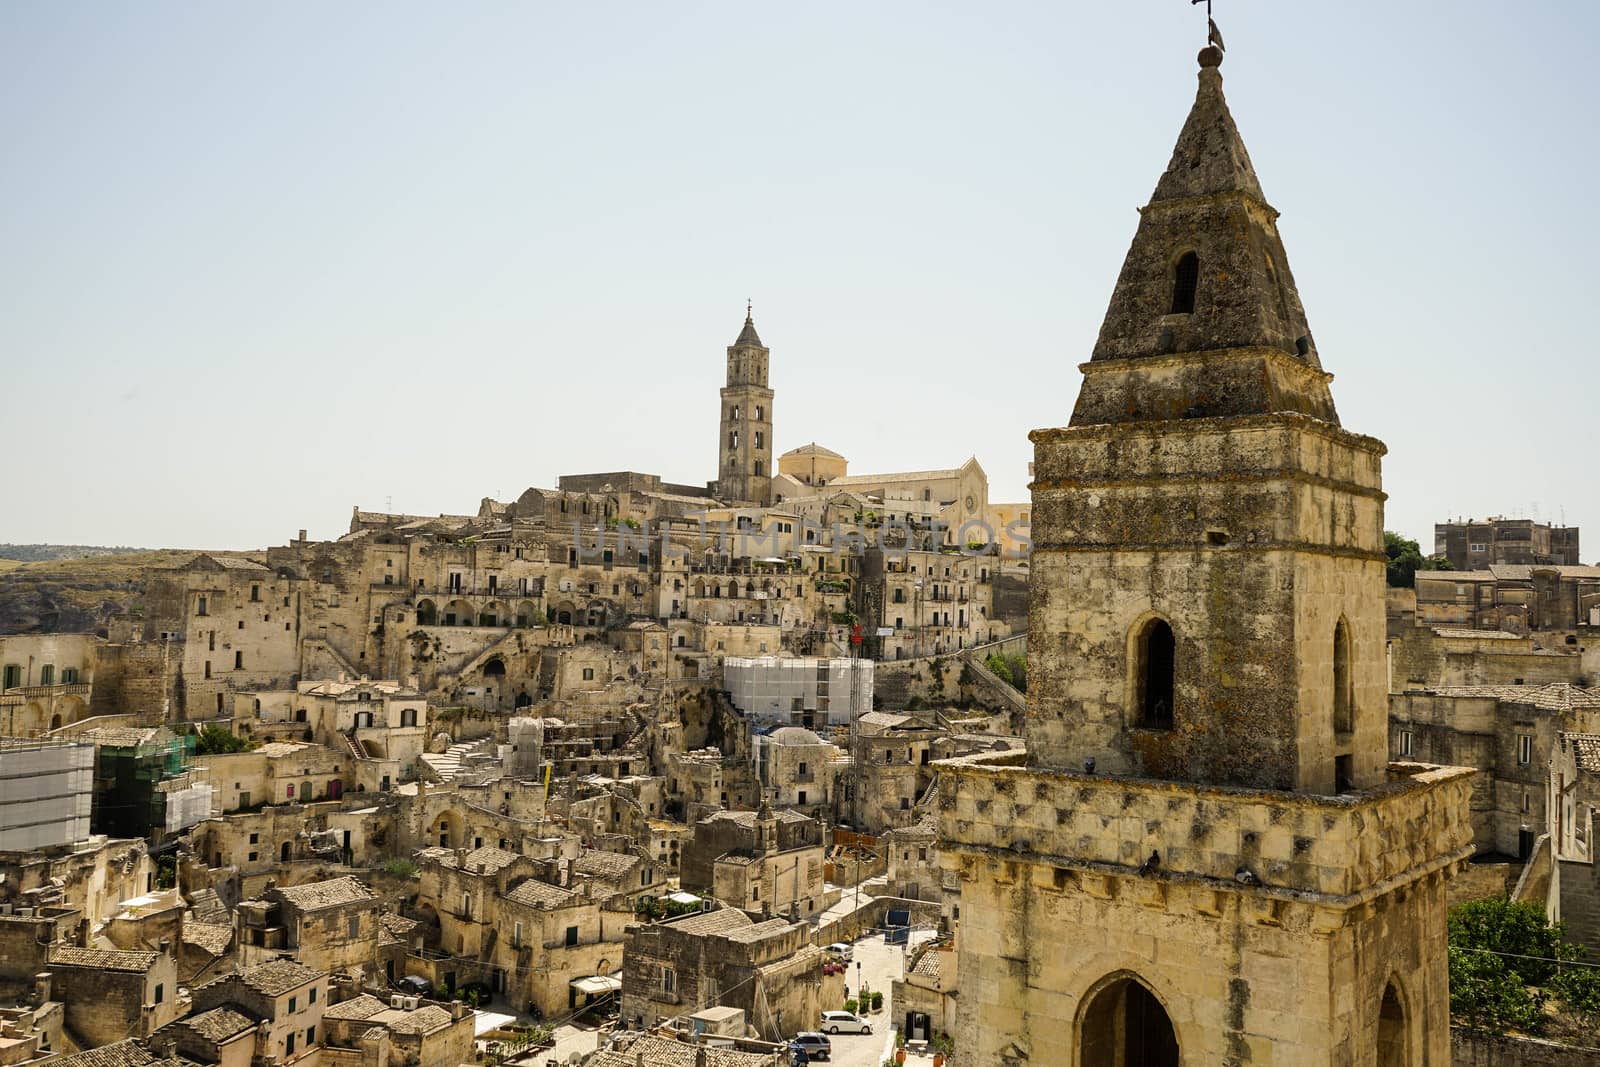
top-left (1333, 617), bottom-right (1353, 734)
top-left (1171, 251), bottom-right (1199, 314)
top-left (1133, 618), bottom-right (1176, 728)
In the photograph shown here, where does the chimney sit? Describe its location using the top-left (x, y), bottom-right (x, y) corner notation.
top-left (158, 938), bottom-right (171, 955)
top-left (298, 530), bottom-right (308, 542)
top-left (694, 1048), bottom-right (708, 1067)
top-left (33, 972), bottom-right (51, 1006)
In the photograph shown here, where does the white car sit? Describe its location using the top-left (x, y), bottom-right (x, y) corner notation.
top-left (820, 1011), bottom-right (872, 1035)
top-left (823, 942), bottom-right (853, 961)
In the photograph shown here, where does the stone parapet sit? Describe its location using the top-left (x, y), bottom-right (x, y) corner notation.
top-left (937, 751), bottom-right (1475, 903)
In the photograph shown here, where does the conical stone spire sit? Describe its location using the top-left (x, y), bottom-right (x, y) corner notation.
top-left (734, 304), bottom-right (763, 348)
top-left (1072, 48), bottom-right (1336, 428)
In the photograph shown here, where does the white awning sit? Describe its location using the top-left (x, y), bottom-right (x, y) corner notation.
top-left (570, 975), bottom-right (622, 996)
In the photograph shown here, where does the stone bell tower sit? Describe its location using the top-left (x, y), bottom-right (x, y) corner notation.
top-left (939, 43), bottom-right (1474, 1067)
top-left (714, 306), bottom-right (774, 506)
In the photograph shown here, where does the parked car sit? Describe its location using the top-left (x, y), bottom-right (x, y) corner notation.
top-left (393, 975), bottom-right (432, 996)
top-left (823, 942), bottom-right (853, 961)
top-left (789, 1032), bottom-right (832, 1061)
top-left (820, 1010), bottom-right (872, 1035)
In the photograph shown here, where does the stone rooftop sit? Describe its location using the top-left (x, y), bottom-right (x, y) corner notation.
top-left (1427, 684), bottom-right (1600, 710)
top-left (1567, 733), bottom-right (1600, 773)
top-left (572, 849), bottom-right (638, 879)
top-left (238, 959), bottom-right (322, 996)
top-left (49, 1040), bottom-right (162, 1067)
top-left (419, 846), bottom-right (522, 874)
top-left (275, 876), bottom-right (377, 911)
top-left (182, 922), bottom-right (234, 957)
top-left (504, 878), bottom-right (576, 909)
top-left (178, 1007), bottom-right (256, 1043)
top-left (48, 946), bottom-right (160, 972)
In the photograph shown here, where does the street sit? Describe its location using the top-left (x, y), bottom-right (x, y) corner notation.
top-left (819, 929), bottom-right (935, 1067)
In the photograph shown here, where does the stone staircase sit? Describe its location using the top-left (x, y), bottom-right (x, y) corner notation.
top-left (419, 737), bottom-right (497, 781)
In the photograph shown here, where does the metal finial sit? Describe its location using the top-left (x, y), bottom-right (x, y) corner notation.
top-left (746, 298), bottom-right (753, 321)
top-left (1190, 0), bottom-right (1225, 54)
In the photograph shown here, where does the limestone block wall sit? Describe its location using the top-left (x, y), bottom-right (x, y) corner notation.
top-left (940, 754), bottom-right (1472, 1066)
top-left (1027, 414), bottom-right (1387, 792)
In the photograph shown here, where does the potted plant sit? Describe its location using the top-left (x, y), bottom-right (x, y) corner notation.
top-left (932, 1032), bottom-right (954, 1067)
top-left (894, 1031), bottom-right (907, 1065)
top-left (870, 991), bottom-right (884, 1013)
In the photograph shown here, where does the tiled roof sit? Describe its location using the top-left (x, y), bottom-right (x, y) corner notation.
top-left (50, 1040), bottom-right (160, 1067)
top-left (179, 1007), bottom-right (256, 1043)
top-left (700, 809), bottom-right (811, 829)
top-left (182, 922), bottom-right (234, 957)
top-left (79, 727), bottom-right (166, 749)
top-left (323, 995), bottom-right (389, 1021)
top-left (662, 908), bottom-right (753, 937)
top-left (426, 846), bottom-right (523, 874)
top-left (380, 1004), bottom-right (454, 1035)
top-left (572, 850), bottom-right (637, 879)
top-left (722, 918), bottom-right (797, 944)
top-left (187, 888), bottom-right (230, 925)
top-left (1427, 684), bottom-right (1600, 711)
top-left (49, 946), bottom-right (160, 972)
top-left (910, 947), bottom-right (943, 981)
top-left (1567, 733), bottom-right (1600, 773)
top-left (238, 958), bottom-right (322, 996)
top-left (829, 466), bottom-right (965, 486)
top-left (275, 876), bottom-right (376, 911)
top-left (587, 1036), bottom-right (773, 1067)
top-left (380, 913), bottom-right (419, 937)
top-left (504, 878), bottom-right (576, 910)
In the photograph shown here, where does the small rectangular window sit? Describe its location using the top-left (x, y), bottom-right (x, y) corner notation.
top-left (309, 986), bottom-right (317, 1004)
top-left (1399, 731), bottom-right (1413, 758)
top-left (1518, 734), bottom-right (1533, 766)
top-left (288, 996), bottom-right (297, 1014)
top-left (285, 1034), bottom-right (295, 1056)
top-left (566, 925), bottom-right (579, 947)
top-left (154, 983), bottom-right (164, 1004)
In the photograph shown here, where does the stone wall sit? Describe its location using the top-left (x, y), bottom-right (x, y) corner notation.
top-left (1452, 1028), bottom-right (1600, 1065)
top-left (939, 752), bottom-right (1475, 1065)
top-left (1557, 857), bottom-right (1600, 954)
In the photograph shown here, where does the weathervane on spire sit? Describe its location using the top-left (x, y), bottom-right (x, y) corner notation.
top-left (1190, 0), bottom-right (1225, 52)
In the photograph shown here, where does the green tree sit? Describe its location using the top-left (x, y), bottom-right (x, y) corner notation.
top-left (193, 724), bottom-right (253, 755)
top-left (1447, 898), bottom-right (1583, 1035)
top-left (985, 653), bottom-right (1027, 692)
top-left (1384, 531), bottom-right (1450, 587)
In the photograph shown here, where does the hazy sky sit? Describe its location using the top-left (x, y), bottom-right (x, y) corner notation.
top-left (4, 2), bottom-right (1596, 555)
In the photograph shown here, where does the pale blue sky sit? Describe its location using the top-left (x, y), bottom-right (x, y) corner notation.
top-left (3, 2), bottom-right (1596, 555)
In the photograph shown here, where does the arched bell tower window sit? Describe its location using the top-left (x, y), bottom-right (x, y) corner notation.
top-left (1333, 617), bottom-right (1353, 734)
top-left (1170, 251), bottom-right (1199, 314)
top-left (1135, 618), bottom-right (1176, 728)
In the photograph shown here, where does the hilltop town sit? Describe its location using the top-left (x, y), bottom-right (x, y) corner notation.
top-left (4, 28), bottom-right (1600, 1067)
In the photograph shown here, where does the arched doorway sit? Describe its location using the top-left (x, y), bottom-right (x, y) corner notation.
top-left (280, 841), bottom-right (292, 863)
top-left (416, 600), bottom-right (438, 626)
top-left (1080, 974), bottom-right (1180, 1067)
top-left (1377, 982), bottom-right (1406, 1066)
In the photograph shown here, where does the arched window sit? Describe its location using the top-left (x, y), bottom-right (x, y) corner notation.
top-left (1333, 617), bottom-right (1353, 734)
top-left (1377, 982), bottom-right (1406, 1066)
top-left (1135, 619), bottom-right (1175, 728)
top-left (1080, 974), bottom-right (1179, 1067)
top-left (1171, 251), bottom-right (1199, 314)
